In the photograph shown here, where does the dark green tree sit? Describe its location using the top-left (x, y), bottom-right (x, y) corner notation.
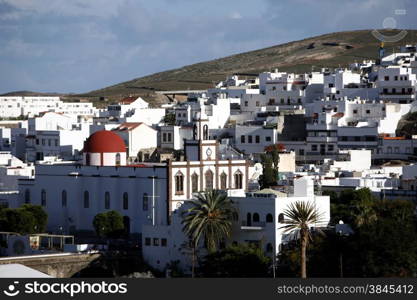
top-left (93, 210), bottom-right (125, 238)
top-left (20, 204), bottom-right (48, 233)
top-left (0, 208), bottom-right (36, 234)
top-left (259, 154), bottom-right (276, 188)
top-left (200, 244), bottom-right (271, 277)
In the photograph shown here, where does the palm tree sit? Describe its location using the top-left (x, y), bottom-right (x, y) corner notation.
top-left (182, 190), bottom-right (237, 276)
top-left (281, 201), bottom-right (324, 278)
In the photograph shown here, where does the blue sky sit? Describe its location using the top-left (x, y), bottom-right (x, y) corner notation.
top-left (0, 0), bottom-right (416, 94)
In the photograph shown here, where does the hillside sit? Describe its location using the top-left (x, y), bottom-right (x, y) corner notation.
top-left (70, 29), bottom-right (417, 105)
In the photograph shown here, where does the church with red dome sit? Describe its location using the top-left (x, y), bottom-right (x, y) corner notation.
top-left (82, 130), bottom-right (127, 166)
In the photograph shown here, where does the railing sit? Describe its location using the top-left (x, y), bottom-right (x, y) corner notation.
top-left (241, 221), bottom-right (266, 227)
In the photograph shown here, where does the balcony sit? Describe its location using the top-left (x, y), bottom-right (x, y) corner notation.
top-left (240, 221), bottom-right (266, 230)
top-left (306, 136), bottom-right (338, 143)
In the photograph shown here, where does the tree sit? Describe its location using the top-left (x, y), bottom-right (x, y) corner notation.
top-left (93, 210), bottom-right (125, 238)
top-left (259, 154), bottom-right (276, 188)
top-left (20, 204), bottom-right (48, 233)
top-left (182, 190), bottom-right (237, 277)
top-left (163, 113), bottom-right (176, 125)
top-left (281, 201), bottom-right (324, 278)
top-left (200, 244), bottom-right (271, 277)
top-left (0, 208), bottom-right (36, 234)
top-left (0, 204), bottom-right (47, 234)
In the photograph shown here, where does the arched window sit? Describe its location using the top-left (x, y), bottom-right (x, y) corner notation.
top-left (266, 213), bottom-right (273, 223)
top-left (234, 170), bottom-right (243, 189)
top-left (175, 171), bottom-right (184, 194)
top-left (25, 189), bottom-right (30, 204)
top-left (253, 213), bottom-right (260, 223)
top-left (205, 170), bottom-right (214, 190)
top-left (123, 192), bottom-right (129, 210)
top-left (62, 190), bottom-right (67, 208)
top-left (203, 125), bottom-right (209, 140)
top-left (143, 193), bottom-right (148, 211)
top-left (191, 173), bottom-right (199, 193)
top-left (83, 191), bottom-right (89, 208)
top-left (41, 189), bottom-right (46, 206)
top-left (220, 172), bottom-right (227, 190)
top-left (278, 213), bottom-right (285, 223)
top-left (105, 192), bottom-right (110, 209)
top-left (115, 153), bottom-right (121, 166)
top-left (266, 243), bottom-right (273, 253)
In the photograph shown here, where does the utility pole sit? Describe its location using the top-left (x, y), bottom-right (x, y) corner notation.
top-left (148, 176), bottom-right (159, 226)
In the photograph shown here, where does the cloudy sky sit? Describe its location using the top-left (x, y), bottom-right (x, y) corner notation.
top-left (0, 0), bottom-right (416, 94)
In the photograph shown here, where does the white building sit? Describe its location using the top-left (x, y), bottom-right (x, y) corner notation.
top-left (113, 122), bottom-right (158, 159)
top-left (142, 176), bottom-right (330, 273)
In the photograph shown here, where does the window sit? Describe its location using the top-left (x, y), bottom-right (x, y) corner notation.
top-left (220, 172), bottom-right (227, 190)
top-left (248, 135), bottom-right (252, 144)
top-left (42, 139), bottom-right (45, 145)
top-left (366, 109), bottom-right (370, 114)
top-left (244, 101), bottom-right (248, 107)
top-left (84, 191), bottom-right (89, 208)
top-left (115, 153), bottom-right (121, 166)
top-left (266, 213), bottom-right (273, 223)
top-left (205, 170), bottom-right (214, 190)
top-left (266, 243), bottom-right (273, 253)
top-left (48, 139), bottom-right (51, 146)
top-left (161, 238), bottom-right (167, 247)
top-left (241, 135), bottom-right (245, 143)
top-left (255, 135), bottom-right (260, 143)
top-left (384, 76), bottom-right (389, 81)
top-left (25, 189), bottom-right (31, 204)
top-left (105, 192), bottom-right (110, 209)
top-left (62, 190), bottom-right (67, 208)
top-left (255, 101), bottom-right (260, 107)
top-left (145, 238), bottom-right (151, 246)
top-left (253, 213), bottom-right (260, 223)
top-left (86, 153), bottom-right (91, 166)
top-left (234, 170), bottom-right (243, 189)
top-left (167, 133), bottom-right (172, 142)
top-left (191, 173), bottom-right (199, 193)
top-left (394, 76), bottom-right (398, 81)
top-left (41, 189), bottom-right (46, 206)
top-left (162, 133), bottom-right (167, 142)
top-left (35, 139), bottom-right (39, 145)
top-left (278, 213), bottom-right (285, 223)
top-left (123, 192), bottom-right (129, 210)
top-left (153, 238), bottom-right (159, 246)
top-left (203, 125), bottom-right (209, 140)
top-left (383, 88), bottom-right (388, 94)
top-left (55, 139), bottom-right (58, 147)
top-left (311, 144), bottom-right (318, 151)
top-left (353, 109), bottom-right (358, 114)
top-left (265, 136), bottom-right (271, 142)
top-left (299, 149), bottom-right (305, 155)
top-left (175, 172), bottom-right (184, 194)
top-left (143, 193), bottom-right (149, 211)
top-left (328, 144), bottom-right (334, 151)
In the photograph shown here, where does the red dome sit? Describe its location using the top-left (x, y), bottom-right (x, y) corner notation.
top-left (83, 130), bottom-right (126, 153)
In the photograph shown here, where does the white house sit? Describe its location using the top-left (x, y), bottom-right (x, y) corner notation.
top-left (113, 122), bottom-right (158, 159)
